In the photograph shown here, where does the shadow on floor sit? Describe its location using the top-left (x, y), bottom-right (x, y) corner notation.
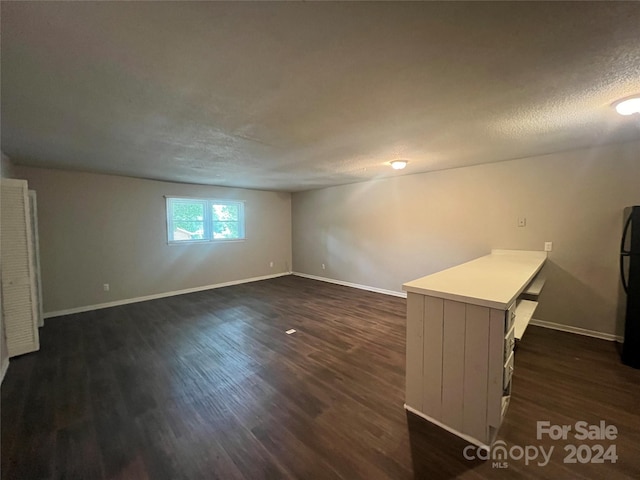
top-left (406, 411), bottom-right (488, 479)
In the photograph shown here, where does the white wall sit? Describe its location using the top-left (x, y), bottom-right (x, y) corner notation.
top-left (292, 141), bottom-right (640, 336)
top-left (8, 140), bottom-right (640, 336)
top-left (1, 152), bottom-right (18, 179)
top-left (13, 166), bottom-right (292, 314)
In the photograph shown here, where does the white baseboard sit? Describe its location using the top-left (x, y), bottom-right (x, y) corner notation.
top-left (291, 275), bottom-right (623, 342)
top-left (1, 359), bottom-right (9, 384)
top-left (404, 404), bottom-right (490, 451)
top-left (43, 272), bottom-right (291, 319)
top-left (43, 271), bottom-right (623, 345)
top-left (529, 318), bottom-right (623, 343)
top-left (292, 272), bottom-right (407, 298)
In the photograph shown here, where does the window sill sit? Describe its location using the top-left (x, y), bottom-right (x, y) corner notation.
top-left (167, 239), bottom-right (246, 246)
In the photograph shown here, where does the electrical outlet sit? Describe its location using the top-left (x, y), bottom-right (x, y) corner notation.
top-left (322, 263), bottom-right (326, 270)
top-left (269, 261), bottom-right (274, 268)
top-left (103, 283), bottom-right (110, 291)
top-left (544, 242), bottom-right (553, 252)
top-left (518, 217), bottom-right (526, 227)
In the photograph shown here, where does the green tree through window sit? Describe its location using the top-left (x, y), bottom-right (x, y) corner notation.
top-left (166, 198), bottom-right (245, 243)
top-left (173, 201), bottom-right (205, 239)
top-left (212, 203), bottom-right (240, 239)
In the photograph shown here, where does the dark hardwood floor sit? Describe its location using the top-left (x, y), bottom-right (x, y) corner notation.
top-left (2, 275), bottom-right (640, 479)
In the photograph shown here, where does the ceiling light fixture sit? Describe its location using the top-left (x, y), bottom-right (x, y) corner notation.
top-left (390, 160), bottom-right (408, 170)
top-left (614, 96), bottom-right (640, 116)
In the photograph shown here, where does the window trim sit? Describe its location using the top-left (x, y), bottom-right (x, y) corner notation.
top-left (165, 196), bottom-right (246, 244)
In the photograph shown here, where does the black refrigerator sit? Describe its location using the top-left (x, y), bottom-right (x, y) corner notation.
top-left (621, 206), bottom-right (640, 368)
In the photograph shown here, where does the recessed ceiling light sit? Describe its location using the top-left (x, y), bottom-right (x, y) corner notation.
top-left (390, 160), bottom-right (408, 170)
top-left (614, 96), bottom-right (640, 116)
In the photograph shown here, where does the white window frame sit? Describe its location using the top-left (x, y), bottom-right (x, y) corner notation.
top-left (165, 196), bottom-right (246, 244)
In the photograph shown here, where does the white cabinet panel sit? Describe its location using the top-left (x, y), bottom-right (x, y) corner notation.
top-left (463, 304), bottom-right (490, 442)
top-left (422, 296), bottom-right (443, 419)
top-left (441, 300), bottom-right (466, 432)
top-left (405, 293), bottom-right (424, 410)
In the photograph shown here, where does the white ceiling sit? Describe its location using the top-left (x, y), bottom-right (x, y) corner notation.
top-left (2, 2), bottom-right (639, 192)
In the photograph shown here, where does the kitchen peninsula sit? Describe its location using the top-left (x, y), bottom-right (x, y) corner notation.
top-left (403, 249), bottom-right (547, 448)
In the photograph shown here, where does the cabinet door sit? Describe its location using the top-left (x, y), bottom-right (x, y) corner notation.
top-left (1, 179), bottom-right (40, 357)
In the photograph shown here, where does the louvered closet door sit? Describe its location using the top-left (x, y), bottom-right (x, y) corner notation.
top-left (1, 179), bottom-right (39, 357)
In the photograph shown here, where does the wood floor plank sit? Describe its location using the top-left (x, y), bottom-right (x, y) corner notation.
top-left (2, 275), bottom-right (640, 479)
top-left (54, 419), bottom-right (104, 480)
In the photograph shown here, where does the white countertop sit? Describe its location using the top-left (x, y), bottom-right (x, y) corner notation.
top-left (402, 250), bottom-right (547, 310)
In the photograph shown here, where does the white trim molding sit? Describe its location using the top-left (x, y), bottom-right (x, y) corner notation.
top-left (292, 272), bottom-right (406, 298)
top-left (404, 404), bottom-right (490, 451)
top-left (44, 272), bottom-right (291, 319)
top-left (529, 319), bottom-right (623, 343)
top-left (291, 275), bottom-right (624, 343)
top-left (43, 271), bottom-right (623, 345)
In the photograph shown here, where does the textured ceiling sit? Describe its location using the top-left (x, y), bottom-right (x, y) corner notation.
top-left (2, 2), bottom-right (640, 192)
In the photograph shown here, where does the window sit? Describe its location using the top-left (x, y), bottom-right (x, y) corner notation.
top-left (166, 197), bottom-right (245, 243)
